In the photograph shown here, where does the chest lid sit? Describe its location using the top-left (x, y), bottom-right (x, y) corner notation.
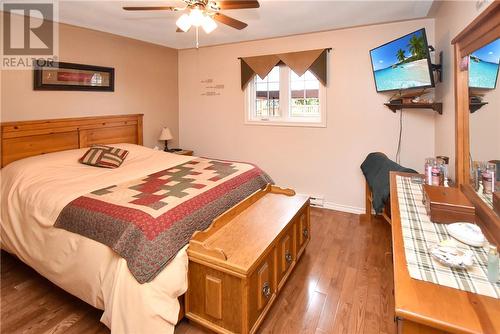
top-left (188, 184), bottom-right (309, 274)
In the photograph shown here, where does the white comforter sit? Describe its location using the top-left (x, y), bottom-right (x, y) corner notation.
top-left (0, 144), bottom-right (195, 333)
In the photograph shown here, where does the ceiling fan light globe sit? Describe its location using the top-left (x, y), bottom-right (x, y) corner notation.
top-left (202, 16), bottom-right (217, 34)
top-left (189, 8), bottom-right (204, 27)
top-left (176, 13), bottom-right (192, 32)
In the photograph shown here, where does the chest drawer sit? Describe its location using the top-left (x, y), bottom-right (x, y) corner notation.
top-left (277, 223), bottom-right (296, 290)
top-left (297, 207), bottom-right (310, 257)
top-left (248, 251), bottom-right (276, 330)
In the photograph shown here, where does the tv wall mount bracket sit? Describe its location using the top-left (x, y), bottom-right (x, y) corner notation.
top-left (428, 46), bottom-right (443, 83)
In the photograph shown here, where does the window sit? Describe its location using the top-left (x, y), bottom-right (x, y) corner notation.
top-left (245, 66), bottom-right (326, 127)
top-left (290, 71), bottom-right (320, 118)
top-left (255, 66), bottom-right (280, 118)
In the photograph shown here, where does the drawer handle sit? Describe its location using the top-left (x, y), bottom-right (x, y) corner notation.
top-left (285, 250), bottom-right (292, 264)
top-left (262, 282), bottom-right (271, 299)
top-left (303, 228), bottom-right (309, 238)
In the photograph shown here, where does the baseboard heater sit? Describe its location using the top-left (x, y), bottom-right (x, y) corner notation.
top-left (309, 196), bottom-right (325, 208)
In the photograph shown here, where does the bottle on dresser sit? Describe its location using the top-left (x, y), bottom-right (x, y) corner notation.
top-left (483, 163), bottom-right (497, 195)
top-left (488, 244), bottom-right (499, 283)
top-left (424, 158), bottom-right (435, 185)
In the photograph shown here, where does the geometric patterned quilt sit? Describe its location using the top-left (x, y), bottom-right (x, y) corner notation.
top-left (55, 158), bottom-right (273, 283)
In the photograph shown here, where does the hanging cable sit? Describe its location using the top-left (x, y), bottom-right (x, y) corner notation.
top-left (396, 109), bottom-right (403, 164)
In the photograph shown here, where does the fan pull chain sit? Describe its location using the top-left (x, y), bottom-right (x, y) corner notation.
top-left (196, 26), bottom-right (199, 49)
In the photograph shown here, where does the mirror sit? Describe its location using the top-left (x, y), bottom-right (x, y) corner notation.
top-left (468, 38), bottom-right (500, 215)
top-left (453, 2), bottom-right (500, 242)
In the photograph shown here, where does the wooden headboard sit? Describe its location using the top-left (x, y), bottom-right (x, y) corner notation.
top-left (0, 114), bottom-right (143, 167)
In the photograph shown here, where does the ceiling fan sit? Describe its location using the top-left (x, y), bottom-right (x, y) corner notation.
top-left (123, 0), bottom-right (259, 34)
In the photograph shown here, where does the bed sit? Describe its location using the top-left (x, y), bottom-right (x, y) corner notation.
top-left (0, 114), bottom-right (272, 333)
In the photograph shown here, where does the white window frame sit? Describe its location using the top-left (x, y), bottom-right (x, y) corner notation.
top-left (244, 66), bottom-right (327, 128)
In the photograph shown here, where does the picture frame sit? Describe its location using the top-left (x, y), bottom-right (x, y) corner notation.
top-left (34, 61), bottom-right (115, 91)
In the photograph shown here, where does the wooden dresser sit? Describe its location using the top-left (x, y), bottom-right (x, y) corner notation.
top-left (390, 172), bottom-right (500, 334)
top-left (185, 185), bottom-right (310, 334)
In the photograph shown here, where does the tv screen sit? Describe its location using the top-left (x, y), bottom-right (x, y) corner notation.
top-left (369, 28), bottom-right (434, 92)
top-left (469, 38), bottom-right (500, 89)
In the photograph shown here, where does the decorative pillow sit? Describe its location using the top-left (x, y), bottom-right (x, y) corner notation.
top-left (79, 145), bottom-right (129, 168)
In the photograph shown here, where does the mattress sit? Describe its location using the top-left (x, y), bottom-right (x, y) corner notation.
top-left (0, 144), bottom-right (195, 333)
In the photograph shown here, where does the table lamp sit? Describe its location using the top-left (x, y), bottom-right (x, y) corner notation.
top-left (159, 127), bottom-right (173, 152)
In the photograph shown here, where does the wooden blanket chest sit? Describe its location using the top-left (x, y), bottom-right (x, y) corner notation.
top-left (185, 185), bottom-right (310, 334)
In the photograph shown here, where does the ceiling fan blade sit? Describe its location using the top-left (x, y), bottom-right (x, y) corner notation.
top-left (176, 27), bottom-right (190, 32)
top-left (215, 1), bottom-right (259, 10)
top-left (213, 13), bottom-right (248, 30)
top-left (123, 6), bottom-right (176, 11)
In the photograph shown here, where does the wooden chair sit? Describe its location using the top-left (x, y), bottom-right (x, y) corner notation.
top-left (362, 181), bottom-right (391, 224)
top-left (360, 152), bottom-right (399, 225)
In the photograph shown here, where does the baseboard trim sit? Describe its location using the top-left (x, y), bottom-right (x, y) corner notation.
top-left (321, 201), bottom-right (365, 215)
top-left (297, 193), bottom-right (365, 215)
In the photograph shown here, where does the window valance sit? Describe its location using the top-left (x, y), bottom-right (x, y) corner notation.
top-left (240, 48), bottom-right (330, 89)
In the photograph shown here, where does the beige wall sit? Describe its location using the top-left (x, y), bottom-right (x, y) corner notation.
top-left (179, 18), bottom-right (436, 212)
top-left (431, 0), bottom-right (496, 177)
top-left (1, 18), bottom-right (179, 148)
top-left (5, 4), bottom-right (492, 212)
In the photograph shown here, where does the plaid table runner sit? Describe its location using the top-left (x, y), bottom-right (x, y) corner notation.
top-left (476, 184), bottom-right (494, 209)
top-left (396, 175), bottom-right (499, 299)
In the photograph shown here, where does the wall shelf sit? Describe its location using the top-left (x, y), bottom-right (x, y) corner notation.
top-left (384, 102), bottom-right (443, 115)
top-left (469, 102), bottom-right (488, 114)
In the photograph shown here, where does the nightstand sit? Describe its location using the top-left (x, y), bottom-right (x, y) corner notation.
top-left (173, 150), bottom-right (194, 156)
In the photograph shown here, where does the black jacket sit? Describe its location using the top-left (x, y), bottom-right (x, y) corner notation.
top-left (360, 152), bottom-right (417, 213)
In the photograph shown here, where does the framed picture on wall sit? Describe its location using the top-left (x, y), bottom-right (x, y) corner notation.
top-left (34, 62), bottom-right (115, 91)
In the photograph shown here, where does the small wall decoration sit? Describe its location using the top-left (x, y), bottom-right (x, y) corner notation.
top-left (201, 78), bottom-right (224, 96)
top-left (34, 62), bottom-right (114, 91)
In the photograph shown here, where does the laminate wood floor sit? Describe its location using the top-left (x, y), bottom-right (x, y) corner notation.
top-left (1, 208), bottom-right (395, 334)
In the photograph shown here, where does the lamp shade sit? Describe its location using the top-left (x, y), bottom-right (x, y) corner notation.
top-left (202, 16), bottom-right (217, 34)
top-left (159, 127), bottom-right (173, 141)
top-left (176, 13), bottom-right (191, 32)
top-left (189, 8), bottom-right (204, 27)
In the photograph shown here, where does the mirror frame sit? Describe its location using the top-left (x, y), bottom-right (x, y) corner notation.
top-left (452, 1), bottom-right (500, 243)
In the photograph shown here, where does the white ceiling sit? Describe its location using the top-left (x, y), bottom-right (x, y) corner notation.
top-left (56, 0), bottom-right (434, 49)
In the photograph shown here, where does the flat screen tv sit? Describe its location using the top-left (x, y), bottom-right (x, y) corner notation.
top-left (369, 28), bottom-right (435, 92)
top-left (469, 38), bottom-right (500, 89)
